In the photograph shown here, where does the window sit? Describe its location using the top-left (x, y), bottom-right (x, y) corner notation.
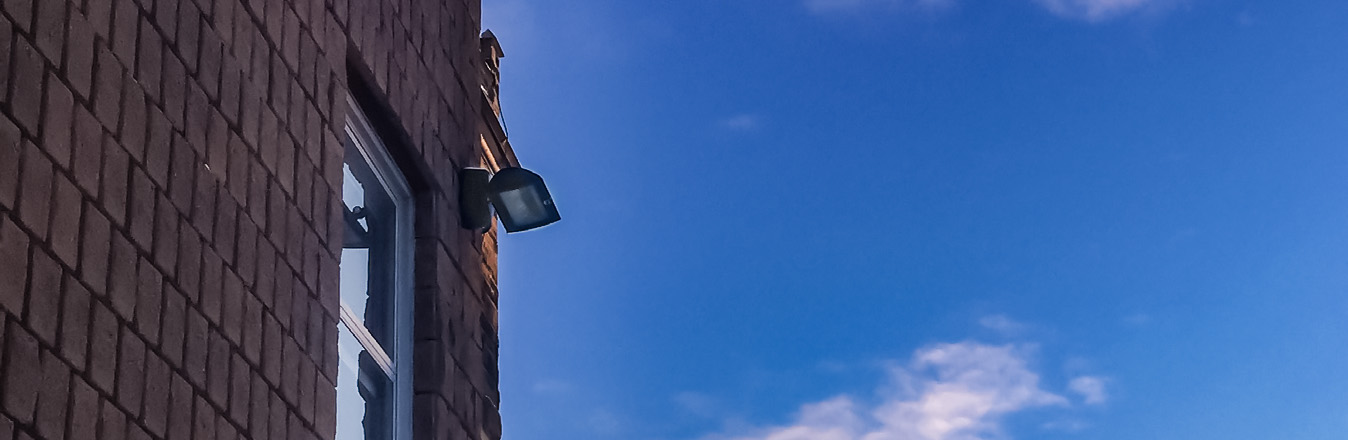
top-left (336, 96), bottom-right (414, 440)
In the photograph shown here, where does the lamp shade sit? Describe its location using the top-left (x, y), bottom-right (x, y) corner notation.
top-left (488, 167), bottom-right (561, 232)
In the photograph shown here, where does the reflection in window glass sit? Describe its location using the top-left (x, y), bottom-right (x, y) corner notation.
top-left (336, 102), bottom-right (412, 440)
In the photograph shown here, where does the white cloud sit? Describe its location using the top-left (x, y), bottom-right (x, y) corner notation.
top-left (1068, 376), bottom-right (1109, 405)
top-left (1030, 0), bottom-right (1165, 22)
top-left (805, 0), bottom-right (956, 14)
top-left (703, 342), bottom-right (1068, 440)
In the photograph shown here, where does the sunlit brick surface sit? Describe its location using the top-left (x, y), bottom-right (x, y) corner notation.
top-left (0, 0), bottom-right (508, 438)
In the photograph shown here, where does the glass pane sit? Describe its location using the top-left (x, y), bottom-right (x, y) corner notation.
top-left (336, 320), bottom-right (393, 440)
top-left (341, 139), bottom-right (398, 355)
top-left (498, 186), bottom-right (547, 225)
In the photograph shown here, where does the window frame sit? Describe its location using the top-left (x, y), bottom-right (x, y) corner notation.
top-left (338, 94), bottom-right (416, 440)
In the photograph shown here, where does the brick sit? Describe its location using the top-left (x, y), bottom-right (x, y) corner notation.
top-left (182, 308), bottom-right (209, 388)
top-left (191, 395), bottom-right (215, 440)
top-left (220, 66), bottom-right (242, 125)
top-left (160, 287), bottom-right (186, 366)
top-left (87, 301), bottom-right (119, 393)
top-left (168, 135), bottom-right (197, 212)
top-left (191, 171), bottom-right (218, 239)
top-left (2, 321), bottom-right (41, 424)
top-left (33, 0), bottom-right (65, 64)
top-left (199, 31), bottom-right (222, 100)
top-left (260, 314), bottom-right (282, 384)
top-left (289, 287), bottom-right (308, 348)
top-left (93, 47), bottom-right (124, 134)
top-left (67, 376), bottom-right (99, 440)
top-left (279, 337), bottom-right (299, 404)
top-left (166, 375), bottom-right (192, 440)
top-left (282, 9), bottom-right (300, 69)
top-left (214, 204), bottom-right (237, 266)
top-left (100, 139), bottom-right (130, 225)
top-left (59, 275), bottom-right (92, 368)
top-left (184, 85), bottom-right (210, 159)
top-left (126, 422), bottom-right (150, 440)
top-left (70, 106), bottom-right (103, 195)
top-left (18, 148), bottom-right (55, 239)
top-left (134, 261), bottom-right (163, 347)
top-left (98, 399), bottom-right (127, 440)
top-left (304, 301), bottom-right (324, 364)
top-left (115, 327), bottom-right (147, 416)
top-left (26, 247), bottom-right (62, 345)
top-left (142, 354), bottom-right (170, 437)
top-left (199, 247), bottom-right (222, 321)
top-left (206, 331), bottom-right (230, 407)
top-left (108, 234), bottom-right (138, 320)
top-left (1, 0), bottom-right (33, 31)
top-left (238, 294), bottom-right (260, 363)
top-left (176, 227), bottom-right (202, 294)
top-left (48, 174), bottom-right (83, 267)
top-left (35, 350), bottom-right (71, 440)
top-left (273, 271), bottom-right (293, 330)
top-left (77, 203), bottom-right (110, 295)
top-left (239, 84), bottom-right (261, 148)
top-left (0, 115), bottom-right (20, 209)
top-left (120, 82), bottom-right (149, 165)
top-left (295, 352), bottom-right (314, 424)
top-left (226, 135), bottom-right (249, 205)
top-left (160, 54), bottom-right (187, 130)
top-left (127, 166), bottom-right (155, 249)
top-left (147, 0), bottom-right (175, 35)
top-left (268, 392), bottom-right (286, 440)
top-left (221, 271), bottom-right (243, 344)
top-left (65, 11), bottom-right (97, 99)
top-left (204, 117), bottom-right (229, 183)
top-left (0, 217), bottom-right (29, 314)
top-left (84, 0), bottom-right (111, 36)
top-left (0, 19), bottom-right (9, 101)
top-left (213, 0), bottom-right (235, 46)
top-left (177, 1), bottom-right (200, 73)
top-left (41, 72), bottom-right (75, 169)
top-left (109, 0), bottom-right (137, 65)
top-left (152, 194), bottom-right (178, 277)
top-left (248, 163), bottom-right (269, 230)
top-left (10, 34), bottom-right (45, 134)
top-left (216, 414), bottom-right (237, 440)
top-left (247, 376), bottom-right (268, 437)
top-left (313, 375), bottom-right (336, 440)
top-left (236, 218), bottom-right (258, 286)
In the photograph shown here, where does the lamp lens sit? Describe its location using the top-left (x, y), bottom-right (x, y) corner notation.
top-left (498, 186), bottom-right (547, 224)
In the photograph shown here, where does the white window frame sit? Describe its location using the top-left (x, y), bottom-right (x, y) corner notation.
top-left (338, 94), bottom-right (415, 440)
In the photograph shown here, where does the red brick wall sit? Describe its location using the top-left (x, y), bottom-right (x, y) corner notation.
top-left (0, 0), bottom-right (506, 439)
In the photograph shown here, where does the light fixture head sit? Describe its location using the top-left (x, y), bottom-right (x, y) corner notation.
top-left (459, 167), bottom-right (561, 233)
top-left (488, 167), bottom-right (561, 233)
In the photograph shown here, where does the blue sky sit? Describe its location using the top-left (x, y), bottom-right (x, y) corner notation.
top-left (483, 1), bottom-right (1348, 439)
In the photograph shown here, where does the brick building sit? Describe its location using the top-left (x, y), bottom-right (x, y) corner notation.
top-left (0, 0), bottom-right (520, 439)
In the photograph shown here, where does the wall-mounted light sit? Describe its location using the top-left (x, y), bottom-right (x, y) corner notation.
top-left (460, 167), bottom-right (561, 233)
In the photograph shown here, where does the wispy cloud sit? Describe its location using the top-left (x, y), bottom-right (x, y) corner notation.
top-left (675, 391), bottom-right (722, 418)
top-left (805, 0), bottom-right (1169, 21)
top-left (979, 314), bottom-right (1028, 336)
top-left (720, 114), bottom-right (763, 131)
top-left (805, 0), bottom-right (956, 14)
top-left (1030, 0), bottom-right (1167, 22)
top-left (1068, 376), bottom-right (1109, 405)
top-left (532, 379), bottom-right (574, 394)
top-left (701, 342), bottom-right (1069, 440)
